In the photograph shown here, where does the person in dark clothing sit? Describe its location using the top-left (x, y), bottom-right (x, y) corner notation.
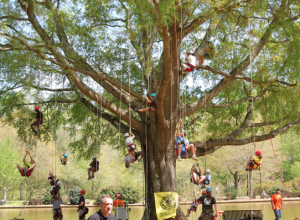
top-left (30, 106), bottom-right (43, 136)
top-left (77, 189), bottom-right (86, 220)
top-left (51, 180), bottom-right (62, 196)
top-left (48, 173), bottom-right (55, 186)
top-left (136, 93), bottom-right (156, 112)
top-left (197, 187), bottom-right (218, 220)
top-left (88, 156), bottom-right (99, 180)
top-left (87, 195), bottom-right (116, 220)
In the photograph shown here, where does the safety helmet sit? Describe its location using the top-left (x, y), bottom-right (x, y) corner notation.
top-left (57, 181), bottom-right (62, 186)
top-left (187, 52), bottom-right (195, 56)
top-left (255, 150), bottom-right (262, 155)
top-left (202, 190), bottom-right (207, 195)
top-left (181, 130), bottom-right (187, 135)
top-left (206, 169), bottom-right (210, 173)
top-left (92, 156), bottom-right (96, 159)
top-left (207, 39), bottom-right (213, 43)
top-left (124, 133), bottom-right (130, 138)
top-left (64, 154), bottom-right (68, 158)
top-left (150, 93), bottom-right (156, 98)
top-left (35, 106), bottom-right (39, 110)
top-left (116, 193), bottom-right (121, 198)
top-left (206, 187), bottom-right (212, 192)
top-left (81, 189), bottom-right (86, 195)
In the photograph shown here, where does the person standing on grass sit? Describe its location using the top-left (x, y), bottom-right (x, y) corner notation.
top-left (87, 195), bottom-right (116, 220)
top-left (271, 188), bottom-right (283, 220)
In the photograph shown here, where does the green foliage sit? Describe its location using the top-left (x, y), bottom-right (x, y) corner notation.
top-left (69, 186), bottom-right (81, 205)
top-left (43, 187), bottom-right (52, 205)
top-left (267, 186), bottom-right (280, 196)
top-left (99, 186), bottom-right (141, 203)
top-left (224, 186), bottom-right (237, 200)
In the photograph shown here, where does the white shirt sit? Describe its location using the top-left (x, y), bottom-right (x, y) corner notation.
top-left (124, 154), bottom-right (134, 163)
top-left (125, 136), bottom-right (134, 146)
top-left (186, 55), bottom-right (196, 66)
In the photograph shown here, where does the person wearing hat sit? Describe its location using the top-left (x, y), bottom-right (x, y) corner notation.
top-left (30, 106), bottom-right (43, 136)
top-left (176, 119), bottom-right (198, 161)
top-left (52, 191), bottom-right (63, 220)
top-left (124, 131), bottom-right (142, 168)
top-left (197, 187), bottom-right (218, 220)
top-left (17, 150), bottom-right (35, 177)
top-left (186, 191), bottom-right (207, 217)
top-left (78, 189), bottom-right (86, 220)
top-left (113, 193), bottom-right (125, 219)
top-left (60, 154), bottom-right (68, 165)
top-left (198, 39), bottom-right (215, 65)
top-left (202, 169), bottom-right (211, 188)
top-left (88, 156), bottom-right (99, 180)
top-left (136, 93), bottom-right (157, 112)
top-left (247, 150), bottom-right (263, 170)
top-left (181, 51), bottom-right (197, 73)
top-left (271, 188), bottom-right (283, 220)
top-left (87, 195), bottom-right (116, 220)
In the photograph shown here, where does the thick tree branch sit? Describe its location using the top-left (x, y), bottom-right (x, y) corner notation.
top-left (0, 16), bottom-right (29, 21)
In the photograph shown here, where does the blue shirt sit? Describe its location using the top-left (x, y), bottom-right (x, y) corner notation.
top-left (176, 136), bottom-right (183, 145)
top-left (183, 138), bottom-right (189, 146)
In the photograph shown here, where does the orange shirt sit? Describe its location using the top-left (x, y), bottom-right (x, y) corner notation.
top-left (271, 194), bottom-right (282, 210)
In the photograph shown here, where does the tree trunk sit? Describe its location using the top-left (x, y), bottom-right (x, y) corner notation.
top-left (233, 171), bottom-right (239, 191)
top-left (20, 181), bottom-right (24, 200)
top-left (3, 187), bottom-right (7, 203)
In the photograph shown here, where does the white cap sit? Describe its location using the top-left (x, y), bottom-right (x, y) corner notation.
top-left (92, 156), bottom-right (96, 159)
top-left (124, 133), bottom-right (129, 137)
top-left (57, 181), bottom-right (62, 186)
top-left (206, 169), bottom-right (210, 172)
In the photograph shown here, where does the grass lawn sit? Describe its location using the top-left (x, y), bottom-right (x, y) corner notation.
top-left (3, 201), bottom-right (24, 206)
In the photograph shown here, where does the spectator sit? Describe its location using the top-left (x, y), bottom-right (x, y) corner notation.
top-left (87, 195), bottom-right (116, 220)
top-left (113, 193), bottom-right (126, 220)
top-left (77, 189), bottom-right (86, 220)
top-left (271, 188), bottom-right (283, 220)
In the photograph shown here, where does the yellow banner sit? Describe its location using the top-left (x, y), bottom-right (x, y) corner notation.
top-left (154, 192), bottom-right (178, 220)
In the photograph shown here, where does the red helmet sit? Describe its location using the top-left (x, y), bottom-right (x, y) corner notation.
top-left (81, 189), bottom-right (86, 195)
top-left (255, 150), bottom-right (262, 155)
top-left (35, 106), bottom-right (39, 110)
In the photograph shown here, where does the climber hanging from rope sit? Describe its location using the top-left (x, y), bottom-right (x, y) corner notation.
top-left (48, 173), bottom-right (56, 186)
top-left (198, 40), bottom-right (215, 65)
top-left (124, 131), bottom-right (143, 168)
top-left (203, 169), bottom-right (211, 186)
top-left (186, 190), bottom-right (206, 218)
top-left (51, 179), bottom-right (62, 196)
top-left (17, 150), bottom-right (35, 177)
top-left (136, 93), bottom-right (156, 112)
top-left (30, 106), bottom-right (43, 136)
top-left (247, 150), bottom-right (263, 170)
top-left (60, 154), bottom-right (68, 165)
top-left (175, 119), bottom-right (198, 161)
top-left (190, 164), bottom-right (206, 187)
top-left (181, 52), bottom-right (196, 73)
top-left (88, 156), bottom-right (99, 180)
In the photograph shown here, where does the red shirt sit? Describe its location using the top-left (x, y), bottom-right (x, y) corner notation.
top-left (271, 194), bottom-right (282, 210)
top-left (113, 199), bottom-right (124, 214)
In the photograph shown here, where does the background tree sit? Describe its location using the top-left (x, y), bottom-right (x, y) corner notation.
top-left (1, 0), bottom-right (300, 219)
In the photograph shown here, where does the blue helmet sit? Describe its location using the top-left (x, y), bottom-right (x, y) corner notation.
top-left (207, 39), bottom-right (213, 43)
top-left (206, 187), bottom-right (212, 192)
top-left (150, 93), bottom-right (156, 98)
top-left (182, 130), bottom-right (187, 135)
top-left (64, 154), bottom-right (68, 158)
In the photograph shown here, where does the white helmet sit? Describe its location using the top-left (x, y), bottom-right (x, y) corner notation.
top-left (92, 156), bottom-right (97, 159)
top-left (206, 169), bottom-right (210, 173)
top-left (57, 181), bottom-right (62, 186)
top-left (124, 133), bottom-right (129, 137)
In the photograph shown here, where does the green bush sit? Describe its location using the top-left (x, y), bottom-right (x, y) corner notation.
top-left (69, 186), bottom-right (81, 205)
top-left (224, 186), bottom-right (237, 200)
top-left (267, 186), bottom-right (279, 196)
top-left (98, 186), bottom-right (141, 203)
top-left (43, 187), bottom-right (52, 205)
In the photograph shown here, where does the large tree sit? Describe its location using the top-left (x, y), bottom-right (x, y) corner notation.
top-left (1, 0), bottom-right (300, 219)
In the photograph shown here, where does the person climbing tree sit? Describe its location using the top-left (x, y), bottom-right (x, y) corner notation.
top-left (51, 180), bottom-right (62, 196)
top-left (198, 40), bottom-right (215, 65)
top-left (190, 164), bottom-right (206, 186)
top-left (186, 190), bottom-right (206, 218)
top-left (203, 169), bottom-right (211, 186)
top-left (77, 189), bottom-right (86, 220)
top-left (124, 151), bottom-right (143, 168)
top-left (181, 52), bottom-right (197, 73)
top-left (175, 119), bottom-right (198, 161)
top-left (30, 106), bottom-right (43, 136)
top-left (17, 150), bottom-right (35, 177)
top-left (113, 193), bottom-right (125, 220)
top-left (48, 173), bottom-right (56, 186)
top-left (247, 150), bottom-right (263, 170)
top-left (52, 191), bottom-right (63, 220)
top-left (88, 156), bottom-right (99, 180)
top-left (198, 187), bottom-right (218, 220)
top-left (60, 154), bottom-right (68, 165)
top-left (124, 131), bottom-right (137, 152)
top-left (136, 94), bottom-right (156, 112)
